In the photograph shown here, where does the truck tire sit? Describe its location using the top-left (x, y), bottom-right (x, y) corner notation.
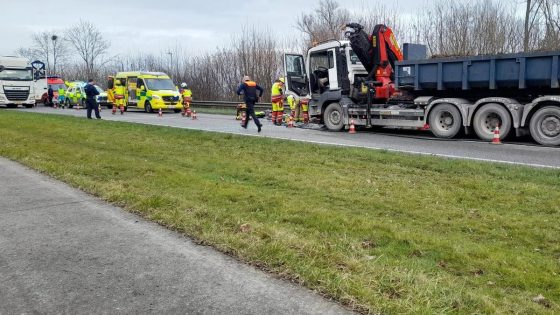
top-left (323, 102), bottom-right (344, 131)
top-left (529, 106), bottom-right (560, 146)
top-left (429, 103), bottom-right (462, 139)
top-left (473, 103), bottom-right (512, 141)
top-left (145, 102), bottom-right (153, 113)
top-left (24, 104), bottom-right (33, 109)
top-left (7, 104), bottom-right (17, 109)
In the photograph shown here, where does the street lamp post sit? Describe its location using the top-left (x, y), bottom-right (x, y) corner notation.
top-left (51, 35), bottom-right (58, 75)
top-left (167, 51), bottom-right (173, 78)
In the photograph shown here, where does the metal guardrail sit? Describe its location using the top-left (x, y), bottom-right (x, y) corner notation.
top-left (191, 100), bottom-right (271, 111)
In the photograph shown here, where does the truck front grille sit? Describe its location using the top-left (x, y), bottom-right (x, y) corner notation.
top-left (3, 87), bottom-right (30, 101)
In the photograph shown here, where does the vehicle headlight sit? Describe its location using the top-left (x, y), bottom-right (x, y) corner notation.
top-left (0, 94), bottom-right (6, 101)
top-left (151, 95), bottom-right (161, 100)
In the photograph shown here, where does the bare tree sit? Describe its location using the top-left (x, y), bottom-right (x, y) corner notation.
top-left (523, 0), bottom-right (545, 51)
top-left (296, 0), bottom-right (350, 49)
top-left (65, 20), bottom-right (110, 79)
top-left (15, 31), bottom-right (70, 76)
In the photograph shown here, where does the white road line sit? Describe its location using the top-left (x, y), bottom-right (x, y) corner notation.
top-left (15, 109), bottom-right (560, 170)
top-left (130, 120), bottom-right (560, 170)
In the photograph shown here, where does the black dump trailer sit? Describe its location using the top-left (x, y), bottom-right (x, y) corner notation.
top-left (395, 51), bottom-right (560, 146)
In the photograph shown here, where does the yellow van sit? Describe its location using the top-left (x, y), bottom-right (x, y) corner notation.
top-left (107, 71), bottom-right (182, 113)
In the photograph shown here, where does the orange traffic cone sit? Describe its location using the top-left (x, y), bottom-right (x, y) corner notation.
top-left (120, 105), bottom-right (125, 115)
top-left (158, 108), bottom-right (163, 117)
top-left (186, 108), bottom-right (192, 118)
top-left (192, 110), bottom-right (198, 120)
top-left (491, 126), bottom-right (502, 145)
top-left (112, 106), bottom-right (117, 115)
top-left (241, 111), bottom-right (247, 126)
top-left (287, 116), bottom-right (294, 128)
top-left (349, 119), bottom-right (356, 134)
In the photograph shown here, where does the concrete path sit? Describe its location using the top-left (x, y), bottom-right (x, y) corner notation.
top-left (0, 158), bottom-right (351, 315)
top-left (15, 106), bottom-right (560, 169)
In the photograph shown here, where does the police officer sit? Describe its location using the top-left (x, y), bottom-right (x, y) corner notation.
top-left (84, 79), bottom-right (101, 119)
top-left (236, 76), bottom-right (264, 132)
top-left (47, 85), bottom-right (54, 106)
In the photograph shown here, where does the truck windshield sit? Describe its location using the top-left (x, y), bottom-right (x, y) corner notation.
top-left (145, 79), bottom-right (175, 91)
top-left (0, 69), bottom-right (33, 81)
top-left (50, 84), bottom-right (66, 90)
top-left (349, 50), bottom-right (362, 65)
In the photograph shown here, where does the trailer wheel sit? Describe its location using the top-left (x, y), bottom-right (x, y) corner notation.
top-left (428, 104), bottom-right (462, 139)
top-left (473, 103), bottom-right (511, 141)
top-left (323, 102), bottom-right (344, 131)
top-left (529, 106), bottom-right (560, 146)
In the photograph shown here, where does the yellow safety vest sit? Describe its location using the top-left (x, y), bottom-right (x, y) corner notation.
top-left (182, 89), bottom-right (192, 98)
top-left (271, 82), bottom-right (283, 96)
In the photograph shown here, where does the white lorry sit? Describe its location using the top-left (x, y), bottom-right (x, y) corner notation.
top-left (0, 56), bottom-right (36, 108)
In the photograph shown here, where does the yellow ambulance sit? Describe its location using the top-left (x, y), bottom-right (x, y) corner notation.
top-left (107, 72), bottom-right (182, 113)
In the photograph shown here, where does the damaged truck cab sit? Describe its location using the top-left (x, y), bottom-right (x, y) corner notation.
top-left (284, 23), bottom-right (560, 146)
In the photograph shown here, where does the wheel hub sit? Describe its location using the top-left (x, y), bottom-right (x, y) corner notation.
top-left (484, 113), bottom-right (501, 131)
top-left (541, 116), bottom-right (560, 137)
top-left (330, 111), bottom-right (341, 124)
top-left (439, 112), bottom-right (454, 130)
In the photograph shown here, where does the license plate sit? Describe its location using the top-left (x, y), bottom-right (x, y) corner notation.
top-left (167, 105), bottom-right (175, 109)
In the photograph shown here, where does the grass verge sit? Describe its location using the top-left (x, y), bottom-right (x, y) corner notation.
top-left (1, 111), bottom-right (559, 314)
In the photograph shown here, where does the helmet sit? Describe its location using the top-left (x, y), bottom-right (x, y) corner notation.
top-left (279, 77), bottom-right (285, 84)
top-left (243, 75), bottom-right (251, 82)
top-left (181, 82), bottom-right (187, 88)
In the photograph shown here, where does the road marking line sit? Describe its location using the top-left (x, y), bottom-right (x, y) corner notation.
top-left (18, 109), bottom-right (560, 169)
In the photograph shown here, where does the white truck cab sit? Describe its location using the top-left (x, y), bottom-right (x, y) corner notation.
top-left (284, 41), bottom-right (368, 127)
top-left (0, 57), bottom-right (37, 108)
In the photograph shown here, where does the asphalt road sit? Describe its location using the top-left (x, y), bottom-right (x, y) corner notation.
top-left (12, 106), bottom-right (560, 169)
top-left (0, 157), bottom-right (351, 314)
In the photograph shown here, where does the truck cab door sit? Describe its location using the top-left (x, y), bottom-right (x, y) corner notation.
top-left (284, 54), bottom-right (309, 97)
top-left (326, 49), bottom-right (339, 90)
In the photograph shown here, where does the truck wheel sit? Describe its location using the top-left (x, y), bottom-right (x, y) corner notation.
top-left (529, 106), bottom-right (560, 146)
top-left (323, 102), bottom-right (344, 131)
top-left (429, 104), bottom-right (462, 139)
top-left (24, 104), bottom-right (33, 109)
top-left (7, 104), bottom-right (17, 109)
top-left (473, 103), bottom-right (511, 141)
top-left (145, 102), bottom-right (153, 113)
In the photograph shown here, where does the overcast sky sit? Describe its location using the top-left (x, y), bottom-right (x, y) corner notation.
top-left (1, 0), bottom-right (516, 58)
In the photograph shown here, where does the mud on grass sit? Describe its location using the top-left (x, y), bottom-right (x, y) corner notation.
top-left (1, 111), bottom-right (559, 314)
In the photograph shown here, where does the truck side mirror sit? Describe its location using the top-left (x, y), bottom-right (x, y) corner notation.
top-left (0, 65), bottom-right (4, 72)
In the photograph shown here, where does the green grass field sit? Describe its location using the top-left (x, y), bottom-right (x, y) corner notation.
top-left (1, 111), bottom-right (558, 314)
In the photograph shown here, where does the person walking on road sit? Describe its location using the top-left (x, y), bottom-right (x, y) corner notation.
top-left (84, 79), bottom-right (101, 120)
top-left (236, 76), bottom-right (264, 132)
